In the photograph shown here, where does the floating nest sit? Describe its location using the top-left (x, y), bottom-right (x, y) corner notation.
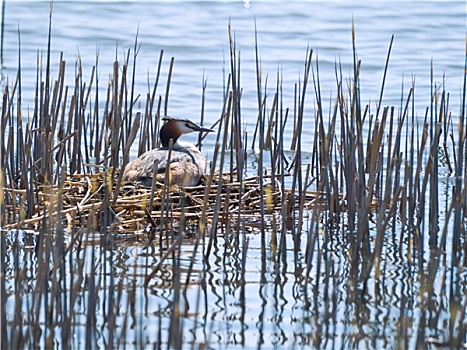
top-left (2, 171), bottom-right (346, 234)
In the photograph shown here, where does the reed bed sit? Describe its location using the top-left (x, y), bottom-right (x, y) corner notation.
top-left (1, 10), bottom-right (467, 349)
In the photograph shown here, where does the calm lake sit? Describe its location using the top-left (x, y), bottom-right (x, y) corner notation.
top-left (1, 1), bottom-right (466, 349)
top-left (2, 1), bottom-right (465, 148)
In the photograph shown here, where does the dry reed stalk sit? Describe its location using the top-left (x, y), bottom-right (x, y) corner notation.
top-left (205, 93), bottom-right (232, 258)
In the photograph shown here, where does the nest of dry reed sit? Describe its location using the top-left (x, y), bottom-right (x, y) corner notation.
top-left (3, 171), bottom-right (329, 234)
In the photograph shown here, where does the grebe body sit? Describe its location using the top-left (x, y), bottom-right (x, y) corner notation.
top-left (123, 117), bottom-right (213, 187)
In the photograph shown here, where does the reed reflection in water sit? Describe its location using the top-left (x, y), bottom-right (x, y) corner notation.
top-left (4, 216), bottom-right (449, 349)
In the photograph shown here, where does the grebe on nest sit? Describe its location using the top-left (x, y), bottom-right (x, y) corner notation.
top-left (123, 116), bottom-right (214, 187)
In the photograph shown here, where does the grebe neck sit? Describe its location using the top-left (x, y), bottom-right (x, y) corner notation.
top-left (160, 123), bottom-right (180, 148)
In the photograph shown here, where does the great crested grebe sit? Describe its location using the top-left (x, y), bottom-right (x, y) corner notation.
top-left (123, 116), bottom-right (214, 187)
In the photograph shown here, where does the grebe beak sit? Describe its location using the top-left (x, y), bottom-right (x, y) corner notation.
top-left (193, 125), bottom-right (214, 133)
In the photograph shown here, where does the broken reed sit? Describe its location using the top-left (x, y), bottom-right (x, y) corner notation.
top-left (1, 17), bottom-right (467, 349)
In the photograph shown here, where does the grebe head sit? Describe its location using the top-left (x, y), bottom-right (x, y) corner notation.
top-left (160, 116), bottom-right (214, 148)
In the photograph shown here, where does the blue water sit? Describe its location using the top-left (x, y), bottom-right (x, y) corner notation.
top-left (1, 1), bottom-right (466, 349)
top-left (1, 1), bottom-right (465, 149)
